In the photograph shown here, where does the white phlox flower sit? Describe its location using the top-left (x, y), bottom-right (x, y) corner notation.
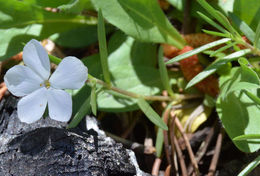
top-left (4, 39), bottom-right (88, 123)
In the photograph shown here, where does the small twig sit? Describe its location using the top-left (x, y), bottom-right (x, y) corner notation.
top-left (207, 128), bottom-right (225, 176)
top-left (172, 110), bottom-right (200, 176)
top-left (105, 131), bottom-right (146, 154)
top-left (0, 83), bottom-right (7, 100)
top-left (164, 165), bottom-right (172, 176)
top-left (121, 114), bottom-right (140, 138)
top-left (196, 125), bottom-right (215, 162)
top-left (169, 115), bottom-right (177, 175)
top-left (163, 108), bottom-right (172, 166)
top-left (174, 136), bottom-right (188, 176)
top-left (151, 158), bottom-right (162, 176)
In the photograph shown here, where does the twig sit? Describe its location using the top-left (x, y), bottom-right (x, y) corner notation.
top-left (207, 128), bottom-right (225, 176)
top-left (172, 110), bottom-right (200, 176)
top-left (105, 131), bottom-right (146, 154)
top-left (163, 108), bottom-right (172, 165)
top-left (169, 114), bottom-right (177, 175)
top-left (174, 135), bottom-right (188, 176)
top-left (151, 158), bottom-right (162, 176)
top-left (164, 165), bottom-right (172, 176)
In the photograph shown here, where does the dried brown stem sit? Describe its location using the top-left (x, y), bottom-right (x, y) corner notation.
top-left (151, 158), bottom-right (162, 176)
top-left (174, 136), bottom-right (188, 176)
top-left (163, 108), bottom-right (172, 166)
top-left (207, 128), bottom-right (224, 176)
top-left (172, 111), bottom-right (200, 176)
top-left (169, 115), bottom-right (177, 175)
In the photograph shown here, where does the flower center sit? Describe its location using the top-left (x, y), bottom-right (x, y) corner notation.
top-left (40, 80), bottom-right (51, 88)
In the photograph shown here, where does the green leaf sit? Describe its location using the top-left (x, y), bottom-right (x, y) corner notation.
top-left (50, 25), bottom-right (110, 48)
top-left (90, 82), bottom-right (97, 116)
top-left (198, 12), bottom-right (228, 34)
top-left (49, 54), bottom-right (62, 65)
top-left (217, 67), bottom-right (260, 153)
top-left (238, 155), bottom-right (260, 176)
top-left (98, 9), bottom-right (111, 85)
top-left (254, 22), bottom-right (260, 48)
top-left (58, 0), bottom-right (94, 14)
top-left (233, 134), bottom-right (260, 141)
top-left (209, 42), bottom-right (237, 57)
top-left (83, 32), bottom-right (162, 112)
top-left (91, 0), bottom-right (185, 48)
top-left (245, 90), bottom-right (260, 105)
top-left (0, 0), bottom-right (92, 60)
top-left (197, 0), bottom-right (234, 33)
top-left (229, 13), bottom-right (255, 43)
top-left (158, 46), bottom-right (174, 97)
top-left (202, 29), bottom-right (230, 38)
top-left (155, 128), bottom-right (164, 157)
top-left (137, 98), bottom-right (168, 130)
top-left (186, 49), bottom-right (251, 89)
top-left (166, 38), bottom-right (231, 64)
top-left (68, 95), bottom-right (91, 128)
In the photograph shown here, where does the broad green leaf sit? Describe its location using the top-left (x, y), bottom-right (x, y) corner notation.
top-left (83, 32), bottom-right (162, 112)
top-left (166, 38), bottom-right (231, 64)
top-left (238, 155), bottom-right (260, 176)
top-left (217, 67), bottom-right (260, 153)
top-left (50, 25), bottom-right (102, 48)
top-left (91, 0), bottom-right (185, 48)
top-left (137, 98), bottom-right (168, 130)
top-left (229, 13), bottom-right (255, 43)
top-left (0, 0), bottom-right (92, 60)
top-left (186, 49), bottom-right (251, 89)
top-left (30, 0), bottom-right (71, 8)
top-left (98, 9), bottom-right (111, 85)
top-left (158, 46), bottom-right (174, 97)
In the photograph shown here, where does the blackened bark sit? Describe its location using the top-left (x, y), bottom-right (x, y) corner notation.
top-left (0, 96), bottom-right (149, 176)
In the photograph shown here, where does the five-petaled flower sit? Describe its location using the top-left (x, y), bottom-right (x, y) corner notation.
top-left (4, 39), bottom-right (88, 123)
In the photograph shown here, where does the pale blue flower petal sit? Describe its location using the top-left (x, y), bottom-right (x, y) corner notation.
top-left (4, 65), bottom-right (44, 97)
top-left (23, 39), bottom-right (50, 80)
top-left (18, 87), bottom-right (48, 124)
top-left (49, 56), bottom-right (87, 90)
top-left (47, 88), bottom-right (72, 122)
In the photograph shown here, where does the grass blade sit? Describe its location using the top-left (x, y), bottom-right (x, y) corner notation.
top-left (229, 13), bottom-right (255, 43)
top-left (210, 42), bottom-right (237, 57)
top-left (186, 49), bottom-right (251, 88)
top-left (233, 134), bottom-right (260, 141)
top-left (198, 12), bottom-right (228, 34)
top-left (98, 9), bottom-right (111, 85)
top-left (202, 29), bottom-right (230, 38)
top-left (166, 38), bottom-right (231, 64)
top-left (68, 96), bottom-right (91, 128)
top-left (158, 46), bottom-right (174, 96)
top-left (137, 98), bottom-right (168, 130)
top-left (254, 22), bottom-right (260, 48)
top-left (90, 82), bottom-right (97, 116)
top-left (238, 155), bottom-right (260, 176)
top-left (245, 90), bottom-right (260, 105)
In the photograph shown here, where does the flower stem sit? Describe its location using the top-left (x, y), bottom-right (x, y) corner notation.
top-left (87, 74), bottom-right (202, 102)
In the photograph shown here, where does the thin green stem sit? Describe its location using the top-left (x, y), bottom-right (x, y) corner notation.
top-left (87, 74), bottom-right (201, 102)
